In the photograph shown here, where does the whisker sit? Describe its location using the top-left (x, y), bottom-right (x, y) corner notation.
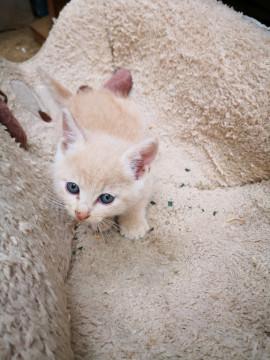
top-left (47, 191), bottom-right (61, 199)
top-left (47, 194), bottom-right (64, 203)
top-left (102, 218), bottom-right (119, 231)
top-left (47, 194), bottom-right (64, 202)
top-left (47, 201), bottom-right (62, 207)
top-left (48, 202), bottom-right (65, 209)
top-left (99, 222), bottom-right (111, 243)
top-left (93, 217), bottom-right (119, 233)
top-left (47, 199), bottom-right (66, 210)
top-left (103, 229), bottom-right (110, 243)
top-left (97, 224), bottom-right (106, 243)
top-left (47, 195), bottom-right (65, 204)
top-left (98, 217), bottom-right (118, 226)
top-left (47, 198), bottom-right (65, 206)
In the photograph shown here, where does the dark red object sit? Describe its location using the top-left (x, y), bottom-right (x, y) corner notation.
top-left (103, 68), bottom-right (133, 97)
top-left (38, 110), bottom-right (52, 122)
top-left (77, 85), bottom-right (92, 93)
top-left (0, 90), bottom-right (28, 149)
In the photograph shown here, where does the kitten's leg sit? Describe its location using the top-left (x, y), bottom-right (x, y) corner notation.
top-left (119, 200), bottom-right (150, 240)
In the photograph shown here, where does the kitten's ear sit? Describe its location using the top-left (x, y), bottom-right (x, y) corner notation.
top-left (123, 138), bottom-right (158, 179)
top-left (61, 108), bottom-right (86, 151)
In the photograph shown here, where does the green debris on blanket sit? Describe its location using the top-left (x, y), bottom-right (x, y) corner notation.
top-left (72, 246), bottom-right (84, 255)
top-left (168, 200), bottom-right (173, 207)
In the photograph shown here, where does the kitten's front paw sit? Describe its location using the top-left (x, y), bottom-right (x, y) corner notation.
top-left (120, 219), bottom-right (150, 240)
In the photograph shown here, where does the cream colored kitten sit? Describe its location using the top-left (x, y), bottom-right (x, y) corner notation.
top-left (47, 78), bottom-right (158, 240)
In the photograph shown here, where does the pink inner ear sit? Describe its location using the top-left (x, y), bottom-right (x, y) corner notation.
top-left (133, 141), bottom-right (158, 180)
top-left (134, 159), bottom-right (145, 180)
top-left (141, 144), bottom-right (157, 166)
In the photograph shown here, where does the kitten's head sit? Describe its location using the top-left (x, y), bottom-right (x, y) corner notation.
top-left (53, 108), bottom-right (158, 228)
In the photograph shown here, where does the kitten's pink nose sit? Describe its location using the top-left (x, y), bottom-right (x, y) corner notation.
top-left (75, 210), bottom-right (90, 221)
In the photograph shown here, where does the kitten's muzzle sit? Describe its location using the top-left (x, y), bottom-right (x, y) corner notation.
top-left (75, 210), bottom-right (90, 221)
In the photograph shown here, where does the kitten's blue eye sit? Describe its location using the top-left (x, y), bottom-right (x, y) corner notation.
top-left (99, 193), bottom-right (115, 204)
top-left (66, 182), bottom-right (80, 194)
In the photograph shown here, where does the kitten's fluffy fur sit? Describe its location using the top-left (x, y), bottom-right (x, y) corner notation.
top-left (50, 80), bottom-right (158, 239)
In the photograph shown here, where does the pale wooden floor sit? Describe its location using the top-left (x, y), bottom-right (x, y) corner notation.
top-left (0, 27), bottom-right (41, 62)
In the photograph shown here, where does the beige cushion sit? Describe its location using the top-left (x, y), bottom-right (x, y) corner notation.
top-left (1, 0), bottom-right (270, 358)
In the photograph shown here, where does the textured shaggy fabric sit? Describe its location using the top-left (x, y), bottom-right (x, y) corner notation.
top-left (0, 128), bottom-right (73, 358)
top-left (0, 0), bottom-right (270, 359)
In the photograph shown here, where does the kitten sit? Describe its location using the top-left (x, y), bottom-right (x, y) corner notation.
top-left (47, 73), bottom-right (158, 239)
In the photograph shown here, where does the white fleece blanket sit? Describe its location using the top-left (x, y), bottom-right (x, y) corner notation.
top-left (0, 0), bottom-right (270, 359)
